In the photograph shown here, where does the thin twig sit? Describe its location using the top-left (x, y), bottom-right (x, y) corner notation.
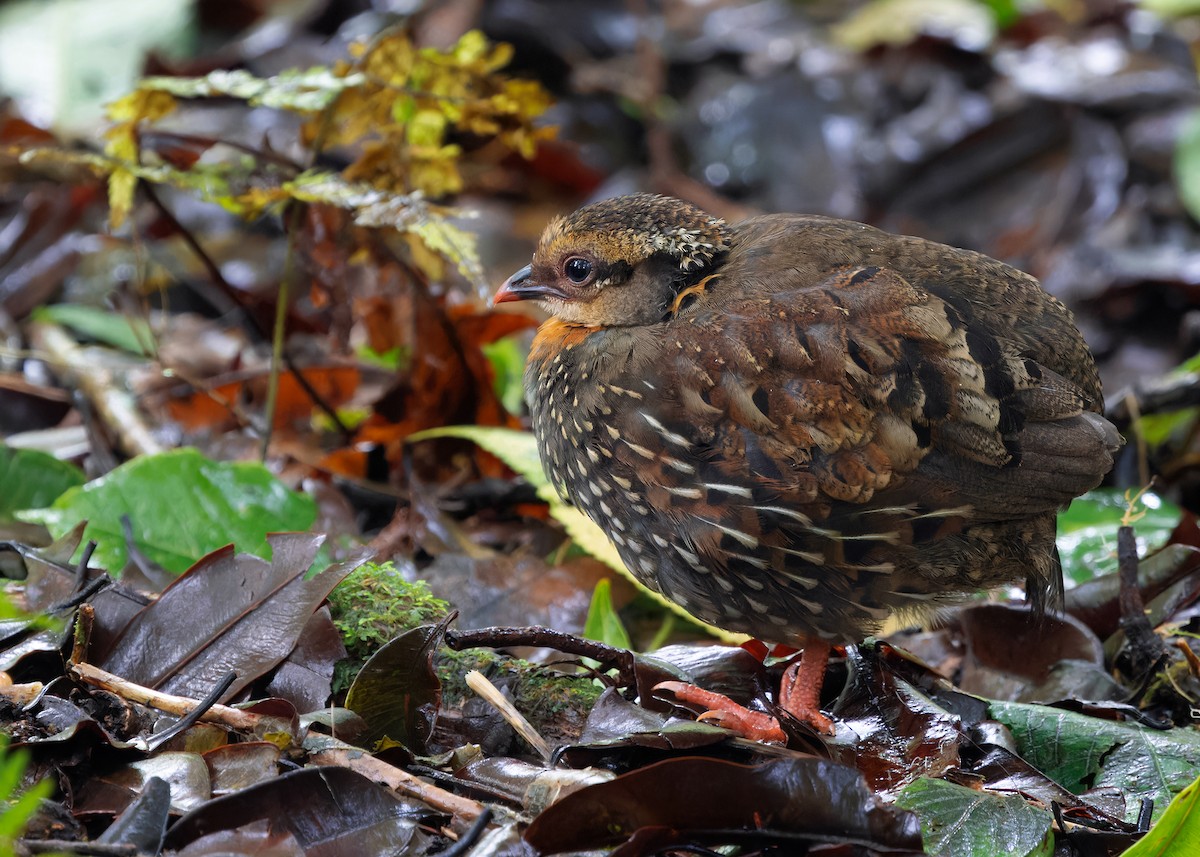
top-left (19, 840), bottom-right (138, 856)
top-left (465, 670), bottom-right (552, 762)
top-left (308, 745), bottom-right (486, 828)
top-left (28, 321), bottom-right (165, 457)
top-left (69, 661), bottom-right (267, 733)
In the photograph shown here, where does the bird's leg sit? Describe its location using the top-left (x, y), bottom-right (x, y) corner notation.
top-left (654, 640), bottom-right (834, 741)
top-left (778, 639), bottom-right (834, 735)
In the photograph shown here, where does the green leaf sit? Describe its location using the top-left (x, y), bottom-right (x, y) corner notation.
top-left (0, 446), bottom-right (85, 521)
top-left (20, 448), bottom-right (316, 575)
top-left (583, 579), bottom-right (632, 650)
top-left (0, 737), bottom-right (53, 844)
top-left (481, 337), bottom-right (528, 415)
top-left (1122, 774), bottom-right (1200, 856)
top-left (1056, 489), bottom-right (1181, 587)
top-left (832, 0), bottom-right (997, 52)
top-left (991, 700), bottom-right (1200, 824)
top-left (32, 303), bottom-right (153, 355)
top-left (1143, 0), bottom-right (1200, 18)
top-left (896, 777), bottom-right (1053, 857)
top-left (1176, 109), bottom-right (1200, 222)
top-left (1136, 408), bottom-right (1200, 450)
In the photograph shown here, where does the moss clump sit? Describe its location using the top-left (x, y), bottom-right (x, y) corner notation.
top-left (327, 561), bottom-right (450, 692)
top-left (435, 647), bottom-right (604, 746)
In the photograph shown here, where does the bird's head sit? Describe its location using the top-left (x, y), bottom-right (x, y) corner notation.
top-left (494, 193), bottom-right (731, 326)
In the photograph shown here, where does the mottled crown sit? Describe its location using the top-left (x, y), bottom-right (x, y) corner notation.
top-left (537, 193), bottom-right (732, 272)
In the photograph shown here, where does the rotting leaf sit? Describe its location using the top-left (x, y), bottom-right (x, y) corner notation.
top-left (21, 448), bottom-right (317, 574)
top-left (828, 644), bottom-right (964, 793)
top-left (344, 621), bottom-right (446, 753)
top-left (524, 756), bottom-right (924, 853)
top-left (164, 765), bottom-right (430, 854)
top-left (557, 688), bottom-right (733, 770)
top-left (955, 603), bottom-right (1105, 702)
top-left (202, 743), bottom-right (284, 795)
top-left (285, 175), bottom-right (484, 282)
top-left (99, 533), bottom-right (366, 703)
top-left (96, 775), bottom-right (171, 852)
top-left (264, 608), bottom-right (347, 714)
top-left (157, 365), bottom-right (364, 433)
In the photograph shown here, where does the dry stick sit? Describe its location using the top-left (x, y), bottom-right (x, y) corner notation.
top-left (28, 321), bottom-right (165, 457)
top-left (19, 840), bottom-right (138, 856)
top-left (69, 661), bottom-right (263, 732)
top-left (1117, 526), bottom-right (1166, 682)
top-left (71, 664), bottom-right (487, 831)
top-left (309, 746), bottom-right (485, 825)
top-left (139, 182), bottom-right (351, 442)
top-left (465, 669), bottom-right (552, 763)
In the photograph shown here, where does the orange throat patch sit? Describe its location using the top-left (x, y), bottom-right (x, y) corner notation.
top-left (529, 318), bottom-right (601, 364)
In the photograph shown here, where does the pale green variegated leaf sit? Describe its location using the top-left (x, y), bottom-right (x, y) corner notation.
top-left (408, 425), bottom-right (546, 489)
top-left (140, 68), bottom-right (365, 112)
top-left (285, 174), bottom-right (482, 281)
top-left (408, 425), bottom-right (746, 644)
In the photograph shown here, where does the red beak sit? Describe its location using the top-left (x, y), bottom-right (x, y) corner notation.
top-left (494, 265), bottom-right (534, 304)
top-left (493, 265), bottom-right (571, 305)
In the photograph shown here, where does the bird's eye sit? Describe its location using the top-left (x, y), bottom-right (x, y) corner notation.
top-left (565, 257), bottom-right (593, 284)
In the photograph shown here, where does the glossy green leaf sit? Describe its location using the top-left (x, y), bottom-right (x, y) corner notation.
top-left (1145, 0), bottom-right (1200, 20)
top-left (991, 701), bottom-right (1200, 824)
top-left (1055, 489), bottom-right (1181, 587)
top-left (20, 447), bottom-right (316, 574)
top-left (1176, 109), bottom-right (1200, 222)
top-left (1136, 408), bottom-right (1200, 450)
top-left (1121, 774), bottom-right (1200, 856)
top-left (481, 337), bottom-right (528, 416)
top-left (0, 445), bottom-right (85, 521)
top-left (896, 777), bottom-right (1052, 857)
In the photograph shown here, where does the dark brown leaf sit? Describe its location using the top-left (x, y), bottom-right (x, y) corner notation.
top-left (524, 755), bottom-right (924, 854)
top-left (99, 533), bottom-right (366, 702)
top-left (164, 765), bottom-right (433, 855)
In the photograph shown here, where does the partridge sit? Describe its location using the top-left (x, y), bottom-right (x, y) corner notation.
top-left (495, 194), bottom-right (1119, 736)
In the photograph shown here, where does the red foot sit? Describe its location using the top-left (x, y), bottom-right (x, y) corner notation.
top-left (654, 640), bottom-right (836, 741)
top-left (654, 681), bottom-right (787, 743)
